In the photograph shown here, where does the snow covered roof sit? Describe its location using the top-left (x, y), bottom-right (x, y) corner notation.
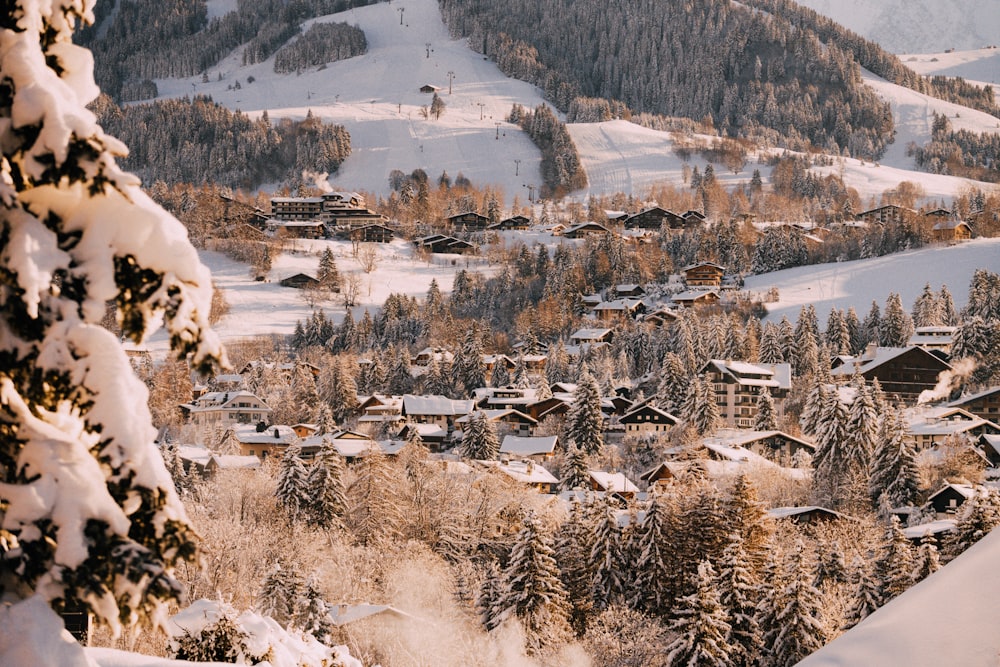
top-left (455, 409), bottom-right (537, 425)
top-left (479, 459), bottom-right (559, 486)
top-left (500, 435), bottom-right (558, 456)
top-left (703, 428), bottom-right (815, 452)
top-left (570, 327), bottom-right (613, 341)
top-left (588, 471), bottom-right (639, 494)
top-left (230, 424), bottom-right (297, 445)
top-left (902, 519), bottom-right (957, 541)
top-left (831, 346), bottom-right (950, 377)
top-left (185, 390), bottom-right (270, 412)
top-left (327, 603), bottom-right (413, 627)
top-left (671, 289), bottom-right (720, 302)
top-left (903, 406), bottom-right (993, 437)
top-left (767, 506), bottom-right (846, 521)
top-left (949, 385), bottom-right (1000, 407)
top-left (799, 518), bottom-right (1000, 666)
top-left (402, 394), bottom-right (475, 416)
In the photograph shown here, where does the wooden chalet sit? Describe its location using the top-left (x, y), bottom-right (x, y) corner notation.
top-left (949, 386), bottom-right (1000, 424)
top-left (932, 220), bottom-right (972, 242)
top-left (588, 471), bottom-right (639, 499)
top-left (623, 206), bottom-right (685, 230)
top-left (560, 222), bottom-right (612, 238)
top-left (343, 223), bottom-right (395, 243)
top-left (499, 435), bottom-right (558, 461)
top-left (830, 345), bottom-right (952, 401)
top-left (414, 234), bottom-right (477, 254)
top-left (268, 219), bottom-right (326, 239)
top-left (671, 289), bottom-right (721, 308)
top-left (489, 215), bottom-right (531, 230)
top-left (643, 307), bottom-right (681, 328)
top-left (593, 298), bottom-right (646, 322)
top-left (768, 506), bottom-right (846, 524)
top-left (570, 327), bottom-right (614, 345)
top-left (446, 211), bottom-right (490, 230)
top-left (479, 459), bottom-right (559, 493)
top-left (701, 360), bottom-right (792, 429)
top-left (419, 84), bottom-right (441, 93)
top-left (923, 208), bottom-right (952, 219)
top-left (613, 284), bottom-right (646, 298)
top-left (682, 262), bottom-right (726, 287)
top-left (456, 408), bottom-right (538, 437)
top-left (682, 210), bottom-right (707, 225)
top-left (279, 273), bottom-right (321, 289)
top-left (620, 404), bottom-right (679, 434)
top-left (927, 483), bottom-right (985, 516)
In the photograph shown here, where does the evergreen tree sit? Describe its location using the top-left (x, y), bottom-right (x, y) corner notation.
top-left (726, 474), bottom-right (771, 564)
top-left (911, 283), bottom-right (943, 327)
top-left (0, 0), bottom-right (222, 629)
top-left (939, 284), bottom-right (958, 325)
top-left (455, 325), bottom-right (487, 392)
top-left (862, 300), bottom-right (882, 349)
top-left (656, 352), bottom-right (691, 415)
top-left (843, 555), bottom-right (881, 630)
top-left (306, 439), bottom-right (348, 530)
top-left (590, 498), bottom-right (626, 609)
top-left (495, 513), bottom-right (573, 653)
top-left (163, 442), bottom-right (191, 495)
top-left (824, 308), bottom-right (851, 355)
top-left (556, 501), bottom-right (596, 635)
top-left (759, 322), bottom-right (785, 364)
top-left (566, 367), bottom-right (605, 455)
top-left (869, 405), bottom-right (920, 508)
top-left (770, 542), bottom-right (827, 667)
top-left (812, 388), bottom-right (850, 505)
top-left (423, 355), bottom-right (456, 398)
top-left (257, 560), bottom-right (306, 628)
top-left (874, 516), bottom-right (915, 602)
top-left (845, 374), bottom-right (880, 473)
top-left (545, 339), bottom-right (572, 384)
top-left (683, 375), bottom-right (720, 436)
top-left (631, 493), bottom-right (676, 617)
top-left (317, 247), bottom-right (340, 292)
top-left (561, 445), bottom-right (591, 491)
top-left (845, 306), bottom-right (865, 355)
top-left (511, 352), bottom-right (531, 388)
top-left (912, 533), bottom-right (941, 583)
top-left (477, 560), bottom-right (504, 631)
top-left (298, 575), bottom-right (334, 645)
top-left (664, 561), bottom-right (734, 667)
top-left (490, 359), bottom-right (511, 387)
top-left (716, 534), bottom-right (762, 667)
top-left (754, 387), bottom-right (778, 431)
top-left (800, 380), bottom-right (828, 437)
top-left (880, 292), bottom-right (915, 347)
top-left (276, 444), bottom-right (310, 521)
top-left (347, 447), bottom-right (401, 547)
top-left (460, 410), bottom-right (501, 460)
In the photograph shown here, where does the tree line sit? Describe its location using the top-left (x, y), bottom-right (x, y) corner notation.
top-left (95, 96), bottom-right (351, 189)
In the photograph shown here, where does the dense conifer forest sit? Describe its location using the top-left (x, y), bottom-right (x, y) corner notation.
top-left (77, 0), bottom-right (377, 101)
top-left (95, 96), bottom-right (351, 188)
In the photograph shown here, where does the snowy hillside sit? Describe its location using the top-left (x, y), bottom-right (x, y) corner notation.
top-left (794, 0), bottom-right (1000, 54)
top-left (799, 525), bottom-right (1000, 666)
top-left (743, 237), bottom-right (1000, 325)
top-left (148, 0), bottom-right (999, 207)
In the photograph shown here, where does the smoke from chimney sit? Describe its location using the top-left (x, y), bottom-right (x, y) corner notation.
top-left (917, 358), bottom-right (977, 405)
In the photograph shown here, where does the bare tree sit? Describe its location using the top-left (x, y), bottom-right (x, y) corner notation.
top-left (342, 272), bottom-right (362, 308)
top-left (358, 243), bottom-right (381, 274)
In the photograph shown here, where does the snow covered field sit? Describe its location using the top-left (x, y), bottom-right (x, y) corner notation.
top-left (150, 0), bottom-right (1000, 207)
top-left (744, 237), bottom-right (1000, 325)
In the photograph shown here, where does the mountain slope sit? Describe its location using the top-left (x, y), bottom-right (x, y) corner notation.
top-left (794, 0), bottom-right (1000, 54)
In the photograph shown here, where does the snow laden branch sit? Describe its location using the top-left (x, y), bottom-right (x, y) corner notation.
top-left (0, 0), bottom-right (224, 638)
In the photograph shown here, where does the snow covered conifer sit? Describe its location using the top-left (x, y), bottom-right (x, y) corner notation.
top-left (656, 351), bottom-right (690, 415)
top-left (943, 488), bottom-right (1000, 561)
top-left (845, 374), bottom-right (879, 472)
top-left (477, 560), bottom-right (504, 632)
top-left (257, 560), bottom-right (306, 628)
top-left (912, 533), bottom-right (941, 583)
top-left (490, 359), bottom-right (511, 387)
top-left (298, 575), bottom-right (334, 644)
top-left (306, 439), bottom-right (348, 530)
top-left (0, 0), bottom-right (224, 633)
top-left (560, 444), bottom-right (591, 491)
top-left (812, 387), bottom-right (850, 504)
top-left (716, 534), bottom-right (762, 667)
top-left (879, 292), bottom-right (914, 347)
top-left (589, 497), bottom-right (626, 609)
top-left (770, 542), bottom-right (827, 667)
top-left (911, 283), bottom-right (943, 327)
top-left (758, 322), bottom-right (784, 364)
top-left (460, 410), bottom-right (500, 460)
top-left (555, 501), bottom-right (596, 635)
top-left (495, 513), bottom-right (572, 653)
top-left (275, 444), bottom-right (310, 521)
top-left (754, 387), bottom-right (778, 431)
top-left (630, 492), bottom-right (676, 617)
top-left (346, 446), bottom-right (401, 547)
top-left (843, 555), bottom-right (881, 630)
top-left (874, 516), bottom-right (915, 601)
top-left (566, 367), bottom-right (605, 454)
top-left (683, 375), bottom-right (720, 436)
top-left (665, 560), bottom-right (734, 667)
top-left (869, 405), bottom-right (920, 509)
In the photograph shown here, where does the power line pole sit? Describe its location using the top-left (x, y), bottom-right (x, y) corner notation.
top-left (477, 102), bottom-right (485, 120)
top-left (514, 159), bottom-right (521, 176)
top-left (398, 6), bottom-right (404, 24)
top-left (447, 71), bottom-right (455, 94)
top-left (495, 122), bottom-right (501, 140)
top-left (425, 42), bottom-right (431, 58)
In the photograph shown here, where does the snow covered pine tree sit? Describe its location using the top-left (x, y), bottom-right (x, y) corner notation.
top-left (0, 0), bottom-right (223, 650)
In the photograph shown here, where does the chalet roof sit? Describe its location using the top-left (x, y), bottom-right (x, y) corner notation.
top-left (768, 506), bottom-right (846, 521)
top-left (402, 394), bottom-right (476, 416)
top-left (927, 483), bottom-right (983, 502)
top-left (902, 519), bottom-right (957, 541)
top-left (671, 289), bottom-right (720, 302)
top-left (932, 220), bottom-right (971, 231)
top-left (500, 435), bottom-right (558, 456)
top-left (681, 261), bottom-right (726, 272)
top-left (703, 360), bottom-right (792, 390)
top-left (327, 603), bottom-right (414, 627)
top-left (589, 471), bottom-right (639, 494)
top-left (479, 459), bottom-right (559, 485)
top-left (230, 424), bottom-right (297, 445)
top-left (702, 428), bottom-right (815, 452)
top-left (949, 386), bottom-right (1000, 407)
top-left (184, 390), bottom-right (271, 413)
top-left (456, 409), bottom-right (537, 425)
top-left (620, 404), bottom-right (679, 423)
top-left (570, 327), bottom-right (613, 341)
top-left (593, 298), bottom-right (644, 312)
top-left (902, 406), bottom-right (996, 437)
top-left (271, 196), bottom-right (325, 204)
top-left (831, 346), bottom-right (951, 377)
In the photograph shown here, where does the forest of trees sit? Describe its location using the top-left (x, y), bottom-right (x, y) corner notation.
top-left (439, 0), bottom-right (896, 158)
top-left (909, 113), bottom-right (1000, 183)
top-left (94, 97), bottom-right (351, 189)
top-left (78, 0), bottom-right (377, 101)
top-left (508, 104), bottom-right (588, 198)
top-left (273, 21), bottom-right (368, 74)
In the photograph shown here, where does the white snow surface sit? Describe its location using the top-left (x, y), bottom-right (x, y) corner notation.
top-left (800, 525), bottom-right (1000, 666)
top-left (743, 237), bottom-right (1000, 325)
top-left (148, 0), bottom-right (1000, 207)
top-left (794, 0), bottom-right (1000, 54)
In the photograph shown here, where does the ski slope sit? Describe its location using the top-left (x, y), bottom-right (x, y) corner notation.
top-left (151, 0), bottom-right (999, 206)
